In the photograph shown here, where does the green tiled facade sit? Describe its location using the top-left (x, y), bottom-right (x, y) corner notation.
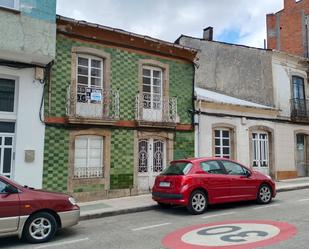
top-left (43, 34), bottom-right (195, 198)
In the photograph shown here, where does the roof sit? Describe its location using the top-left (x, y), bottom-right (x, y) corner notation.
top-left (195, 87), bottom-right (273, 109)
top-left (56, 15), bottom-right (197, 62)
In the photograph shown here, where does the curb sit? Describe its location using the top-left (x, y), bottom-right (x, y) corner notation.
top-left (276, 184), bottom-right (309, 193)
top-left (80, 205), bottom-right (157, 221)
top-left (79, 185), bottom-right (309, 221)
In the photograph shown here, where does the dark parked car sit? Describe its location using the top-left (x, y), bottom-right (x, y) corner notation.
top-left (0, 175), bottom-right (80, 243)
top-left (152, 157), bottom-right (276, 214)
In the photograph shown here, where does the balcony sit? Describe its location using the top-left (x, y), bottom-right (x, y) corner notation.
top-left (135, 93), bottom-right (178, 127)
top-left (66, 86), bottom-right (119, 125)
top-left (291, 98), bottom-right (309, 121)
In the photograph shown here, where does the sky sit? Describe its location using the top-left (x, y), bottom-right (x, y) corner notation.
top-left (56, 0), bottom-right (284, 48)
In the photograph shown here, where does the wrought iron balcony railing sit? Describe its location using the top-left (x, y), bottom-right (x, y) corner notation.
top-left (74, 167), bottom-right (103, 179)
top-left (135, 93), bottom-right (177, 124)
top-left (66, 85), bottom-right (119, 120)
top-left (291, 98), bottom-right (309, 120)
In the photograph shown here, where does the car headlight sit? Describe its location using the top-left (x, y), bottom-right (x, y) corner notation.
top-left (68, 197), bottom-right (77, 205)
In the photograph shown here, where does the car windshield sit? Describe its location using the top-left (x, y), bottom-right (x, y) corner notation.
top-left (161, 162), bottom-right (192, 175)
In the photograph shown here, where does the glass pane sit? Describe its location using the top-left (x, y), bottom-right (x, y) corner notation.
top-left (142, 77), bottom-right (151, 85)
top-left (78, 57), bottom-right (88, 66)
top-left (75, 148), bottom-right (87, 158)
top-left (91, 68), bottom-right (101, 77)
top-left (91, 59), bottom-right (101, 68)
top-left (223, 147), bottom-right (230, 154)
top-left (0, 137), bottom-right (2, 145)
top-left (0, 122), bottom-right (15, 133)
top-left (78, 76), bottom-right (88, 85)
top-left (153, 86), bottom-right (161, 94)
top-left (223, 139), bottom-right (229, 146)
top-left (91, 77), bottom-right (102, 87)
top-left (75, 158), bottom-right (87, 168)
top-left (215, 139), bottom-right (220, 146)
top-left (222, 130), bottom-right (229, 138)
top-left (214, 130), bottom-right (220, 137)
top-left (153, 70), bottom-right (161, 78)
top-left (3, 148), bottom-right (12, 173)
top-left (0, 0), bottom-right (14, 8)
top-left (4, 137), bottom-right (12, 146)
top-left (142, 69), bottom-right (151, 77)
top-left (215, 147), bottom-right (220, 155)
top-left (143, 85), bottom-right (151, 93)
top-left (222, 161), bottom-right (245, 175)
top-left (78, 66), bottom-right (88, 76)
top-left (0, 78), bottom-right (15, 112)
top-left (153, 78), bottom-right (161, 86)
top-left (200, 161), bottom-right (223, 174)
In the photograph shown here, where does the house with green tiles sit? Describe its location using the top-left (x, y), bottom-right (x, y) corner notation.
top-left (43, 15), bottom-right (197, 201)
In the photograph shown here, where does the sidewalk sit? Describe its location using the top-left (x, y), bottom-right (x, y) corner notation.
top-left (79, 177), bottom-right (309, 221)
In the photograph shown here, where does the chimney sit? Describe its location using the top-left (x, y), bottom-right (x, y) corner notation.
top-left (284, 0), bottom-right (295, 9)
top-left (203, 27), bottom-right (213, 41)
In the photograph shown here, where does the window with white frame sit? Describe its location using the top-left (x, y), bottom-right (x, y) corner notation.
top-left (252, 132), bottom-right (269, 167)
top-left (0, 0), bottom-right (19, 10)
top-left (214, 129), bottom-right (230, 158)
top-left (77, 55), bottom-right (103, 104)
top-left (0, 78), bottom-right (15, 113)
top-left (74, 135), bottom-right (103, 178)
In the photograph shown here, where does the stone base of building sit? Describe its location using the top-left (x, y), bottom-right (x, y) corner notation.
top-left (276, 171), bottom-right (298, 180)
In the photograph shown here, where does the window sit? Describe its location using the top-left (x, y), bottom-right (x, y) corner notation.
top-left (0, 180), bottom-right (8, 193)
top-left (0, 122), bottom-right (15, 178)
top-left (214, 129), bottom-right (230, 158)
top-left (200, 161), bottom-right (225, 174)
top-left (74, 136), bottom-right (103, 178)
top-left (142, 66), bottom-right (162, 110)
top-left (0, 0), bottom-right (19, 10)
top-left (292, 76), bottom-right (305, 100)
top-left (252, 132), bottom-right (269, 167)
top-left (77, 55), bottom-right (103, 104)
top-left (221, 161), bottom-right (246, 176)
top-left (0, 78), bottom-right (15, 112)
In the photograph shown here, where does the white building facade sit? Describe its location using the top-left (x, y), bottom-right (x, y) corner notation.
top-left (194, 52), bottom-right (309, 180)
top-left (0, 0), bottom-right (56, 187)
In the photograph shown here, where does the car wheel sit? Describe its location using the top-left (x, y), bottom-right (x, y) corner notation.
top-left (257, 184), bottom-right (272, 204)
top-left (157, 202), bottom-right (172, 209)
top-left (23, 212), bottom-right (57, 243)
top-left (187, 190), bottom-right (207, 215)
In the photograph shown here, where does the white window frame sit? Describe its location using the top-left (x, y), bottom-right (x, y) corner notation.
top-left (142, 66), bottom-right (163, 110)
top-left (252, 132), bottom-right (269, 168)
top-left (0, 0), bottom-right (19, 10)
top-left (214, 129), bottom-right (231, 158)
top-left (74, 135), bottom-right (104, 179)
top-left (0, 76), bottom-right (18, 120)
top-left (76, 54), bottom-right (104, 104)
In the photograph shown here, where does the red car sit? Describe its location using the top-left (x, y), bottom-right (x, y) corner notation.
top-left (152, 158), bottom-right (276, 214)
top-left (0, 175), bottom-right (80, 243)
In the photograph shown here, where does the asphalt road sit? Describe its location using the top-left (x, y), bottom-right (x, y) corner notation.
top-left (1, 188), bottom-right (309, 249)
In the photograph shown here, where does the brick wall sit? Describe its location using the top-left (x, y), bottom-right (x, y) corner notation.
top-left (266, 0), bottom-right (309, 57)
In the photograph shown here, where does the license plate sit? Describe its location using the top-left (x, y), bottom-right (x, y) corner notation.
top-left (159, 181), bottom-right (170, 187)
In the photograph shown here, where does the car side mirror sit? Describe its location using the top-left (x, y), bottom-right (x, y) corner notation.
top-left (4, 185), bottom-right (18, 194)
top-left (246, 170), bottom-right (252, 178)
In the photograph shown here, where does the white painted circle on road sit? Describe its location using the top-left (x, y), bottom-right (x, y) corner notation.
top-left (181, 223), bottom-right (280, 246)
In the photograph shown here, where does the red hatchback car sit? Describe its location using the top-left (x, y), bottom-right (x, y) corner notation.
top-left (152, 158), bottom-right (276, 214)
top-left (0, 175), bottom-right (80, 243)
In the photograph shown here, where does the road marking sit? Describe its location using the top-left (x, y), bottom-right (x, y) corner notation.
top-left (297, 198), bottom-right (309, 202)
top-left (253, 204), bottom-right (280, 210)
top-left (35, 238), bottom-right (89, 249)
top-left (131, 222), bottom-right (171, 231)
top-left (202, 212), bottom-right (235, 219)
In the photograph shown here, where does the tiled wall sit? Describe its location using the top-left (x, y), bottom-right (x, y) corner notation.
top-left (43, 35), bottom-right (194, 193)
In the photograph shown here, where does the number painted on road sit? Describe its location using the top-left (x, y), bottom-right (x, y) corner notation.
top-left (162, 220), bottom-right (298, 249)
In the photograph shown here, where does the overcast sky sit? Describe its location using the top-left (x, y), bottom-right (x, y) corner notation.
top-left (57, 0), bottom-right (283, 48)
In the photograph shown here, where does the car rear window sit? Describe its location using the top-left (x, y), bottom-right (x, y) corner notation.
top-left (161, 162), bottom-right (192, 175)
